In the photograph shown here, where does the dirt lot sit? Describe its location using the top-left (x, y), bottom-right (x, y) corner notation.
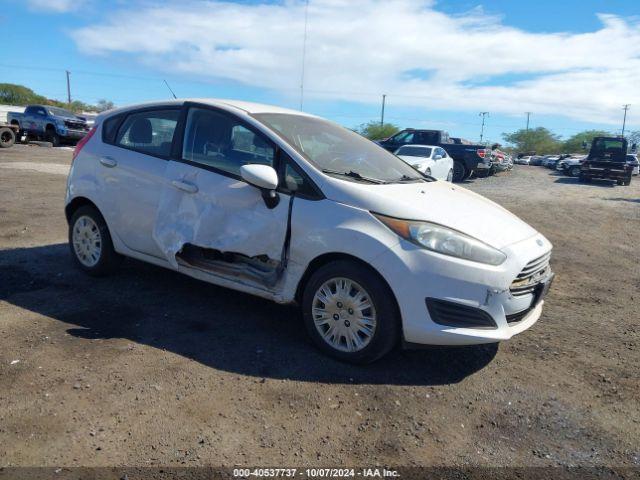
top-left (0, 144), bottom-right (638, 469)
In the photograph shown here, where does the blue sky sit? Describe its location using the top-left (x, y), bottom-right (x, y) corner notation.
top-left (2, 0), bottom-right (639, 143)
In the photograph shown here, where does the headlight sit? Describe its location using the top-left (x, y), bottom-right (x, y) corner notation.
top-left (373, 213), bottom-right (507, 266)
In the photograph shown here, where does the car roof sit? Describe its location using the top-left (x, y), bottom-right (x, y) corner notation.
top-left (98, 98), bottom-right (317, 121)
top-left (397, 144), bottom-right (438, 149)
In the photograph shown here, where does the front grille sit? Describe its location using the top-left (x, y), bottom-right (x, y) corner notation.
top-left (65, 120), bottom-right (88, 130)
top-left (510, 251), bottom-right (552, 297)
top-left (426, 298), bottom-right (497, 329)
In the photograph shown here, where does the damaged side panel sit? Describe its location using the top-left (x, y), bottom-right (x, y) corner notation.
top-left (153, 161), bottom-right (291, 290)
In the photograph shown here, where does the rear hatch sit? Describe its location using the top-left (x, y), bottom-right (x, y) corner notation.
top-left (587, 137), bottom-right (627, 170)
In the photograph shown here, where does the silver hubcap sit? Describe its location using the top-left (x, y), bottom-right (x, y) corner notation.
top-left (72, 215), bottom-right (102, 267)
top-left (312, 277), bottom-right (377, 353)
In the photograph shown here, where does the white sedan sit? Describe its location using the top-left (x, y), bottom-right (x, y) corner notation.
top-left (395, 144), bottom-right (454, 181)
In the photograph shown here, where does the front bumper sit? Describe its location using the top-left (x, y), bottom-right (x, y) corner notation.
top-left (56, 127), bottom-right (89, 140)
top-left (375, 233), bottom-right (553, 345)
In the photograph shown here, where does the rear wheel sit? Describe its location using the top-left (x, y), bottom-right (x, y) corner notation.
top-left (452, 161), bottom-right (467, 182)
top-left (0, 127), bottom-right (15, 148)
top-left (302, 260), bottom-right (399, 364)
top-left (69, 205), bottom-right (122, 276)
top-left (569, 166), bottom-right (581, 177)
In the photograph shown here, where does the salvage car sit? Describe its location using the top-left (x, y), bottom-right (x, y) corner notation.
top-left (8, 105), bottom-right (90, 146)
top-left (556, 155), bottom-right (586, 177)
top-left (66, 99), bottom-right (554, 363)
top-left (377, 129), bottom-right (492, 182)
top-left (394, 144), bottom-right (454, 181)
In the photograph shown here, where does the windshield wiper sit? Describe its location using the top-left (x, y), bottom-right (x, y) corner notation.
top-left (392, 174), bottom-right (429, 183)
top-left (321, 168), bottom-right (387, 184)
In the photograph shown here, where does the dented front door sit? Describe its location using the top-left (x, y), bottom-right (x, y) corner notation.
top-left (152, 105), bottom-right (290, 288)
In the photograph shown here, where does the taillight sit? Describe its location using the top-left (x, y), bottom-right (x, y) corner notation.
top-left (477, 149), bottom-right (486, 158)
top-left (72, 126), bottom-right (97, 163)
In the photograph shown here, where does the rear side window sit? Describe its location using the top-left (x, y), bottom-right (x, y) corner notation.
top-left (102, 114), bottom-right (123, 144)
top-left (115, 109), bottom-right (180, 158)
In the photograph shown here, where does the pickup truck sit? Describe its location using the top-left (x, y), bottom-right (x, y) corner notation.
top-left (579, 136), bottom-right (635, 186)
top-left (7, 105), bottom-right (90, 146)
top-left (377, 129), bottom-right (491, 181)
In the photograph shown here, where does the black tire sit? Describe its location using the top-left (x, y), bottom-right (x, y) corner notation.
top-left (0, 127), bottom-right (15, 148)
top-left (616, 179), bottom-right (624, 186)
top-left (569, 166), bottom-right (581, 177)
top-left (301, 260), bottom-right (400, 364)
top-left (46, 127), bottom-right (60, 147)
top-left (452, 161), bottom-right (467, 182)
top-left (69, 205), bottom-right (122, 276)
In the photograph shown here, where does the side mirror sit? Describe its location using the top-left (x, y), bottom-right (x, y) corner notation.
top-left (240, 164), bottom-right (280, 209)
top-left (434, 154), bottom-right (443, 160)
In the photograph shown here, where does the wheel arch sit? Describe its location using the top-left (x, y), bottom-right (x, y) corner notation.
top-left (65, 196), bottom-right (101, 225)
top-left (294, 252), bottom-right (402, 326)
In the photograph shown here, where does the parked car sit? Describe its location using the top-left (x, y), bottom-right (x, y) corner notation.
top-left (580, 136), bottom-right (634, 186)
top-left (626, 154), bottom-right (639, 175)
top-left (394, 145), bottom-right (454, 181)
top-left (7, 104), bottom-right (90, 146)
top-left (544, 155), bottom-right (561, 169)
top-left (515, 156), bottom-right (532, 165)
top-left (529, 155), bottom-right (545, 166)
top-left (557, 155), bottom-right (586, 177)
top-left (65, 99), bottom-right (554, 363)
top-left (377, 129), bottom-right (492, 182)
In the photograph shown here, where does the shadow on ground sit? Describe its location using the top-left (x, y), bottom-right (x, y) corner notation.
top-left (553, 176), bottom-right (618, 187)
top-left (0, 243), bottom-right (497, 386)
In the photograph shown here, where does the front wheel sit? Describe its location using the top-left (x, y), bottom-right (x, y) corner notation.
top-left (69, 205), bottom-right (122, 276)
top-left (569, 166), bottom-right (581, 177)
top-left (301, 260), bottom-right (399, 364)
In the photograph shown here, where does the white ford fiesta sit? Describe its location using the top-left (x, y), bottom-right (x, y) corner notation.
top-left (66, 99), bottom-right (554, 363)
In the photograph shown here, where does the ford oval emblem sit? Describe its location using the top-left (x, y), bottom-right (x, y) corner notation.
top-left (536, 239), bottom-right (543, 246)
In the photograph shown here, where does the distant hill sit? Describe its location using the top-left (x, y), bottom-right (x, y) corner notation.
top-left (0, 83), bottom-right (113, 113)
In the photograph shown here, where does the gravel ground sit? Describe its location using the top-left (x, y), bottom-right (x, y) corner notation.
top-left (0, 144), bottom-right (638, 469)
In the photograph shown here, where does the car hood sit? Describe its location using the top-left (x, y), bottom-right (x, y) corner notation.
top-left (325, 179), bottom-right (537, 249)
top-left (397, 155), bottom-right (429, 164)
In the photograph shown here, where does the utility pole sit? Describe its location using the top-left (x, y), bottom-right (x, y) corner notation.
top-left (479, 112), bottom-right (489, 143)
top-left (525, 112), bottom-right (532, 131)
top-left (622, 104), bottom-right (630, 137)
top-left (380, 94), bottom-right (386, 127)
top-left (65, 70), bottom-right (71, 104)
top-left (299, 0), bottom-right (310, 110)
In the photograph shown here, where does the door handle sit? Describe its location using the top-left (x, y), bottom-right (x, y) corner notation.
top-left (99, 156), bottom-right (117, 168)
top-left (171, 180), bottom-right (199, 194)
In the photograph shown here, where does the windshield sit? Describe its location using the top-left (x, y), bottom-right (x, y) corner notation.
top-left (48, 107), bottom-right (76, 117)
top-left (396, 146), bottom-right (432, 158)
top-left (253, 113), bottom-right (424, 183)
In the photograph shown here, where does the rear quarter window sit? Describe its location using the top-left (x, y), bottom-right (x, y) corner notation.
top-left (102, 114), bottom-right (124, 144)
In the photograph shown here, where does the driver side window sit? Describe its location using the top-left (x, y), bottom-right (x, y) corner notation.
top-left (182, 108), bottom-right (275, 176)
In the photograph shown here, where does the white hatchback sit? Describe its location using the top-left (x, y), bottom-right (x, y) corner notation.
top-left (394, 144), bottom-right (454, 181)
top-left (66, 99), bottom-right (553, 363)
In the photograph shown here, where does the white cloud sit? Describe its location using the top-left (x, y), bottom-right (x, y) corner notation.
top-left (28, 0), bottom-right (85, 13)
top-left (70, 0), bottom-right (640, 124)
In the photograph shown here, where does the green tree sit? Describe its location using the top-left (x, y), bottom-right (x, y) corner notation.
top-left (96, 99), bottom-right (115, 112)
top-left (502, 127), bottom-right (562, 155)
top-left (561, 130), bottom-right (611, 153)
top-left (356, 121), bottom-right (400, 140)
top-left (0, 83), bottom-right (48, 105)
top-left (626, 130), bottom-right (640, 151)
